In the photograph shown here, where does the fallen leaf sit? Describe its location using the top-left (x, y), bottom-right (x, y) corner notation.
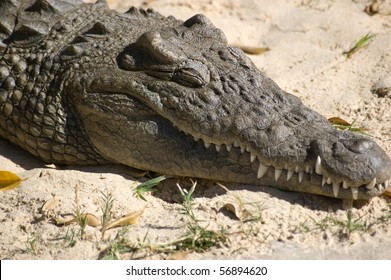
top-left (0, 171), bottom-right (22, 192)
top-left (54, 213), bottom-right (101, 227)
top-left (364, 0), bottom-right (379, 15)
top-left (81, 213), bottom-right (102, 227)
top-left (104, 208), bottom-right (145, 230)
top-left (54, 214), bottom-right (75, 226)
top-left (41, 197), bottom-right (59, 214)
top-left (383, 186), bottom-right (391, 198)
top-left (233, 44), bottom-right (270, 55)
top-left (328, 117), bottom-right (351, 126)
top-left (222, 202), bottom-right (252, 221)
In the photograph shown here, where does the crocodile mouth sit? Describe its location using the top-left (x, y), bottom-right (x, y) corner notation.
top-left (176, 125), bottom-right (390, 200)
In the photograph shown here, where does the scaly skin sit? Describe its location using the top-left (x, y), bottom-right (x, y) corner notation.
top-left (0, 0), bottom-right (390, 200)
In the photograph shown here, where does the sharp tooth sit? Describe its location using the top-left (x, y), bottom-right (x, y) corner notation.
top-left (194, 137), bottom-right (199, 141)
top-left (204, 142), bottom-right (211, 149)
top-left (333, 182), bottom-right (340, 197)
top-left (315, 156), bottom-right (322, 175)
top-left (384, 180), bottom-right (389, 188)
top-left (240, 147), bottom-right (245, 153)
top-left (226, 144), bottom-right (232, 152)
top-left (322, 176), bottom-right (327, 186)
top-left (299, 171), bottom-right (304, 183)
top-left (342, 180), bottom-right (348, 189)
top-left (215, 144), bottom-right (221, 152)
top-left (326, 177), bottom-right (332, 185)
top-left (246, 146), bottom-right (250, 152)
top-left (275, 169), bottom-right (283, 181)
top-left (365, 178), bottom-right (376, 190)
top-left (351, 187), bottom-right (358, 200)
top-left (257, 163), bottom-right (269, 179)
top-left (233, 141), bottom-right (240, 147)
top-left (295, 165), bottom-right (299, 173)
top-left (250, 154), bottom-right (256, 163)
top-left (305, 165), bottom-right (310, 173)
top-left (287, 170), bottom-right (294, 181)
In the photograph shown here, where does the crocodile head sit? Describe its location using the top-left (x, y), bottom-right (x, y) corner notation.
top-left (64, 11), bottom-right (391, 201)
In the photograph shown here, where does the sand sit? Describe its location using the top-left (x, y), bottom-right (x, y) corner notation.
top-left (1, 0), bottom-right (391, 260)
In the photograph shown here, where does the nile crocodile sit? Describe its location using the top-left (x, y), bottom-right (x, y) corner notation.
top-left (1, 0), bottom-right (390, 200)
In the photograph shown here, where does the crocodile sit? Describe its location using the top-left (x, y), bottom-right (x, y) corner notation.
top-left (1, 0), bottom-right (390, 200)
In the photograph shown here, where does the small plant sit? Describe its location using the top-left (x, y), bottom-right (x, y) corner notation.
top-left (291, 219), bottom-right (311, 233)
top-left (378, 204), bottom-right (391, 222)
top-left (73, 186), bottom-right (88, 237)
top-left (174, 182), bottom-right (228, 252)
top-left (343, 33), bottom-right (376, 58)
top-left (25, 235), bottom-right (39, 255)
top-left (344, 210), bottom-right (368, 237)
top-left (133, 176), bottom-right (166, 201)
top-left (100, 191), bottom-right (115, 238)
top-left (63, 228), bottom-right (78, 248)
top-left (100, 228), bottom-right (134, 260)
top-left (310, 213), bottom-right (334, 231)
top-left (330, 210), bottom-right (368, 238)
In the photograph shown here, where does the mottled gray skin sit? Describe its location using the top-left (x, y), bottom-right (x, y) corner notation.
top-left (1, 0), bottom-right (390, 200)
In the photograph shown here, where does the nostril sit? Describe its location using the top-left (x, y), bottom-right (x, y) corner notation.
top-left (349, 138), bottom-right (374, 154)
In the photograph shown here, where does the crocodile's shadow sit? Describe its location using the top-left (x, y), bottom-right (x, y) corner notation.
top-left (0, 138), bottom-right (355, 211)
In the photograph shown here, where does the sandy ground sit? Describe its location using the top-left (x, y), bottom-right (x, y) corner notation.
top-left (1, 0), bottom-right (391, 260)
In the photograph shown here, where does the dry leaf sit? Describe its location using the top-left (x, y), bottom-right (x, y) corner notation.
top-left (233, 45), bottom-right (270, 55)
top-left (41, 197), bottom-right (59, 214)
top-left (383, 186), bottom-right (391, 198)
top-left (0, 171), bottom-right (22, 192)
top-left (81, 213), bottom-right (102, 227)
top-left (328, 117), bottom-right (351, 126)
top-left (223, 203), bottom-right (241, 218)
top-left (54, 213), bottom-right (101, 227)
top-left (54, 214), bottom-right (75, 226)
top-left (222, 202), bottom-right (252, 221)
top-left (105, 208), bottom-right (145, 230)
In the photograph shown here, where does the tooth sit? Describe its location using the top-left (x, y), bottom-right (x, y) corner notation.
top-left (250, 154), bottom-right (256, 163)
top-left (240, 147), bottom-right (245, 153)
top-left (333, 182), bottom-right (340, 197)
top-left (305, 165), bottom-right (310, 173)
top-left (365, 178), bottom-right (376, 190)
top-left (204, 142), bottom-right (211, 149)
top-left (322, 176), bottom-right (327, 186)
top-left (299, 171), bottom-right (304, 183)
top-left (246, 146), bottom-right (250, 152)
top-left (215, 144), bottom-right (221, 152)
top-left (257, 163), bottom-right (269, 179)
top-left (194, 137), bottom-right (199, 141)
top-left (287, 170), bottom-right (294, 181)
top-left (275, 169), bottom-right (283, 181)
top-left (342, 180), bottom-right (348, 189)
top-left (326, 177), bottom-right (332, 185)
top-left (295, 165), bottom-right (299, 173)
top-left (384, 180), bottom-right (389, 188)
top-left (351, 187), bottom-right (358, 200)
top-left (315, 156), bottom-right (322, 175)
top-left (226, 144), bottom-right (232, 152)
top-left (233, 141), bottom-right (240, 147)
